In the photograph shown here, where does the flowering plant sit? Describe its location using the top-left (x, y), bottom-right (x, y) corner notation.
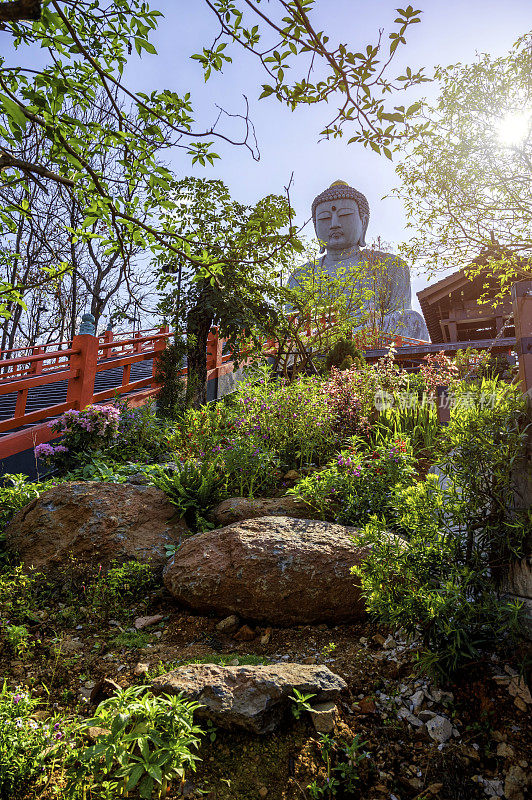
top-left (0, 682), bottom-right (68, 798)
top-left (35, 404), bottom-right (121, 471)
top-left (289, 435), bottom-right (416, 526)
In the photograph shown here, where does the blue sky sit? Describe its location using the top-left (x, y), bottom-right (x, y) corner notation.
top-left (6, 1), bottom-right (532, 312)
top-left (124, 0), bottom-right (532, 310)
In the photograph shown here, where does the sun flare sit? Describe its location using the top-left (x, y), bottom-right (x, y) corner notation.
top-left (496, 110), bottom-right (532, 146)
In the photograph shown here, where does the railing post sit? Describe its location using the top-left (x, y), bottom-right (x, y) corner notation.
top-left (66, 334), bottom-right (99, 411)
top-left (512, 280), bottom-right (532, 399)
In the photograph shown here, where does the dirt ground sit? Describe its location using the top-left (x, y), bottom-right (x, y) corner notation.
top-left (2, 584), bottom-right (530, 800)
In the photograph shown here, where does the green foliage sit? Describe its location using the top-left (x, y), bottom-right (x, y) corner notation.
top-left (222, 435), bottom-right (281, 497)
top-left (307, 733), bottom-right (369, 798)
top-left (353, 381), bottom-right (530, 679)
top-left (0, 473), bottom-right (55, 539)
top-left (289, 689), bottom-right (315, 720)
top-left (150, 460), bottom-right (227, 532)
top-left (325, 337), bottom-right (365, 373)
top-left (439, 379), bottom-right (530, 577)
top-left (70, 685), bottom-right (203, 799)
top-left (0, 683), bottom-right (68, 799)
top-left (395, 33), bottom-right (532, 294)
top-left (106, 399), bottom-right (175, 464)
top-left (373, 395), bottom-right (441, 458)
top-left (198, 2), bottom-right (427, 154)
top-left (154, 341), bottom-right (187, 420)
top-left (290, 435), bottom-right (417, 525)
top-left (84, 560), bottom-right (158, 622)
top-left (1, 621), bottom-right (32, 657)
top-left (110, 630), bottom-right (155, 650)
top-left (231, 365), bottom-right (337, 468)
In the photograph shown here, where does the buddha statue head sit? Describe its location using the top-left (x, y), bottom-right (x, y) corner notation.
top-left (312, 180), bottom-right (370, 252)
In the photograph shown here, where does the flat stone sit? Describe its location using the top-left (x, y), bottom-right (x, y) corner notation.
top-left (397, 708), bottom-right (424, 727)
top-left (134, 663), bottom-right (149, 677)
top-left (151, 662), bottom-right (347, 734)
top-left (426, 715), bottom-right (453, 744)
top-left (234, 624), bottom-right (256, 641)
top-left (309, 701), bottom-right (337, 733)
top-left (134, 614), bottom-right (163, 630)
top-left (215, 615), bottom-right (240, 634)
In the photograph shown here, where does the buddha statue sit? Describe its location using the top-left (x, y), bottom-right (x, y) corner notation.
top-left (289, 180), bottom-right (429, 340)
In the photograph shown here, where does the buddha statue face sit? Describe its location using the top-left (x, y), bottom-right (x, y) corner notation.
top-left (314, 197), bottom-right (368, 252)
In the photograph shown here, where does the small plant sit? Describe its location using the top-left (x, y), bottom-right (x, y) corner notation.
top-left (0, 474), bottom-right (55, 540)
top-left (151, 460), bottom-right (227, 532)
top-left (1, 621), bottom-right (32, 656)
top-left (0, 682), bottom-right (68, 798)
top-left (35, 404), bottom-right (121, 471)
top-left (289, 688), bottom-right (316, 720)
top-left (307, 733), bottom-right (369, 798)
top-left (320, 642), bottom-right (337, 660)
top-left (110, 630), bottom-right (155, 650)
top-left (71, 685), bottom-right (203, 799)
top-left (85, 560), bottom-right (158, 621)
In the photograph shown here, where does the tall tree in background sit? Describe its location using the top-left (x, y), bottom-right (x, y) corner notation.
top-left (394, 33), bottom-right (532, 296)
top-left (0, 0), bottom-right (428, 322)
top-left (157, 178), bottom-right (299, 408)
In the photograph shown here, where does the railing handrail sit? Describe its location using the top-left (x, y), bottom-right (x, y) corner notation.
top-left (0, 347), bottom-right (80, 372)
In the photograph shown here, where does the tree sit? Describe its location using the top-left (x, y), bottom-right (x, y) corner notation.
top-left (0, 93), bottom-right (155, 349)
top-left (394, 33), bottom-right (532, 296)
top-left (0, 0), bottom-right (263, 320)
top-left (198, 1), bottom-right (428, 156)
top-left (156, 178), bottom-right (299, 408)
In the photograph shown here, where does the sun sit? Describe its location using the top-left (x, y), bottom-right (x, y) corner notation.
top-left (496, 110), bottom-right (532, 146)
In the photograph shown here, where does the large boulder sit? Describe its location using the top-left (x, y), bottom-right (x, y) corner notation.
top-left (5, 482), bottom-right (188, 571)
top-left (151, 662), bottom-right (347, 734)
top-left (208, 495), bottom-right (313, 528)
top-left (163, 515), bottom-right (371, 624)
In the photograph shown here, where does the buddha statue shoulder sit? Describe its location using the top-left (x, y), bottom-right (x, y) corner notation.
top-left (289, 180), bottom-right (429, 341)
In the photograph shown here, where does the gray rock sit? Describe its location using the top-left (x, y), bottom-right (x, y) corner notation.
top-left (504, 765), bottom-right (530, 800)
top-left (410, 689), bottom-right (425, 713)
top-left (151, 662), bottom-right (347, 734)
top-left (309, 701), bottom-right (338, 733)
top-left (426, 715), bottom-right (453, 744)
top-left (397, 707), bottom-right (424, 727)
top-left (215, 615), bottom-right (240, 634)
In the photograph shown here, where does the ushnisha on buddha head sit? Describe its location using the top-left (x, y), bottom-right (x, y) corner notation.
top-left (312, 180), bottom-right (370, 253)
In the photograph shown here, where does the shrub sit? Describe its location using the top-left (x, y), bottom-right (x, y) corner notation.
top-left (84, 560), bottom-right (158, 621)
top-left (352, 381), bottom-right (531, 679)
top-left (0, 683), bottom-right (68, 799)
top-left (324, 337), bottom-right (365, 372)
top-left (221, 435), bottom-right (281, 497)
top-left (0, 474), bottom-right (55, 540)
top-left (35, 404), bottom-right (121, 471)
top-left (151, 460), bottom-right (227, 532)
top-left (169, 401), bottom-right (237, 462)
top-left (105, 398), bottom-right (175, 464)
top-left (353, 516), bottom-right (524, 680)
top-left (231, 366), bottom-right (337, 468)
top-left (290, 435), bottom-right (417, 525)
top-left (154, 340), bottom-right (187, 419)
top-left (439, 378), bottom-right (530, 579)
top-left (70, 685), bottom-right (203, 799)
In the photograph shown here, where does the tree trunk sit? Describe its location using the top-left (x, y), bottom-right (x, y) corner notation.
top-left (185, 289), bottom-right (213, 409)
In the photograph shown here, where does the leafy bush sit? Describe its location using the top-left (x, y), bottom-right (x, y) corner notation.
top-left (169, 401), bottom-right (236, 462)
top-left (0, 474), bottom-right (55, 541)
top-left (84, 560), bottom-right (158, 621)
top-left (151, 460), bottom-right (227, 531)
top-left (0, 683), bottom-right (68, 799)
top-left (70, 685), bottom-right (203, 799)
top-left (105, 398), bottom-right (175, 464)
top-left (35, 405), bottom-right (121, 471)
top-left (154, 340), bottom-right (187, 419)
top-left (221, 435), bottom-right (281, 497)
top-left (324, 337), bottom-right (365, 372)
top-left (231, 367), bottom-right (336, 468)
top-left (354, 516), bottom-right (524, 680)
top-left (352, 381), bottom-right (531, 679)
top-left (290, 435), bottom-right (417, 525)
top-left (439, 379), bottom-right (530, 579)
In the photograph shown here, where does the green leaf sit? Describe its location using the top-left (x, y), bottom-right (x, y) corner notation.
top-left (0, 94), bottom-right (28, 129)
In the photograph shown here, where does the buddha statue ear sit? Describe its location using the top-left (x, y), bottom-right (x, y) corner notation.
top-left (358, 212), bottom-right (369, 247)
